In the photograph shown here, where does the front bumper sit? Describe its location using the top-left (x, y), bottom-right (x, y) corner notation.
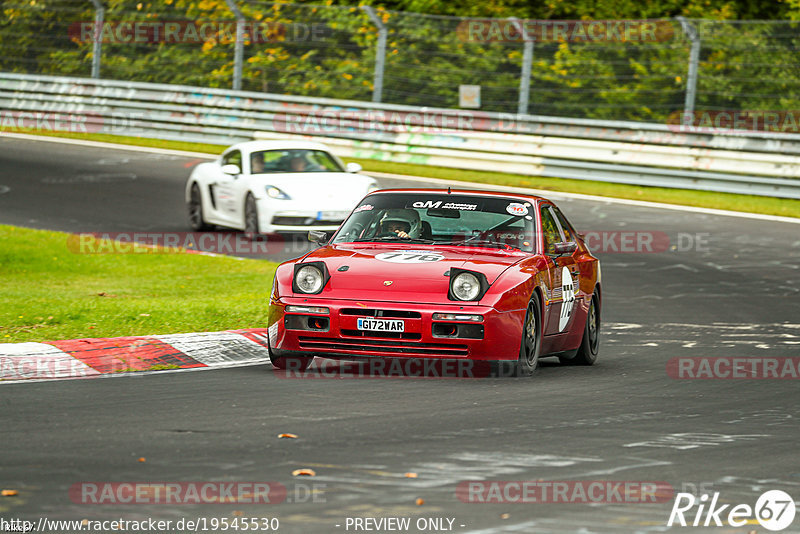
top-left (258, 203), bottom-right (349, 234)
top-left (268, 297), bottom-right (524, 361)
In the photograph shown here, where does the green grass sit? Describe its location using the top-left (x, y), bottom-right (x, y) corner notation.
top-left (8, 128), bottom-right (800, 219)
top-left (0, 225), bottom-right (277, 343)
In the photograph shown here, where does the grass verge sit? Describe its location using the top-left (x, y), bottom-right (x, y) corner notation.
top-left (0, 225), bottom-right (277, 344)
top-left (6, 129), bottom-right (800, 219)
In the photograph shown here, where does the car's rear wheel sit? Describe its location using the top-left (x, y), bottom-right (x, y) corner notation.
top-left (188, 183), bottom-right (211, 231)
top-left (244, 193), bottom-right (260, 240)
top-left (267, 336), bottom-right (314, 371)
top-left (561, 292), bottom-right (600, 366)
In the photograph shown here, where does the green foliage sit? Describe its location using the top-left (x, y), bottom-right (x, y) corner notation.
top-left (1, 1), bottom-right (799, 120)
top-left (0, 224), bottom-right (277, 343)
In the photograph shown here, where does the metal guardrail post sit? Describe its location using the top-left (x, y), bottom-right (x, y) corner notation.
top-left (361, 6), bottom-right (387, 103)
top-left (224, 0), bottom-right (244, 91)
top-left (89, 0), bottom-right (104, 79)
top-left (508, 18), bottom-right (533, 116)
top-left (677, 17), bottom-right (700, 120)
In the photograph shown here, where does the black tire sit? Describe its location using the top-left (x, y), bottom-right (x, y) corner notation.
top-left (267, 336), bottom-right (314, 371)
top-left (497, 297), bottom-right (541, 377)
top-left (188, 183), bottom-right (211, 231)
top-left (244, 193), bottom-right (260, 240)
top-left (561, 292), bottom-right (600, 366)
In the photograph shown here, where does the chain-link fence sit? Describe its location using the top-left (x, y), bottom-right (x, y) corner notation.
top-left (2, 1), bottom-right (800, 122)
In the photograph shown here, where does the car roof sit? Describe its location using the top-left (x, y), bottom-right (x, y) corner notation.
top-left (365, 188), bottom-right (551, 204)
top-left (228, 140), bottom-right (332, 154)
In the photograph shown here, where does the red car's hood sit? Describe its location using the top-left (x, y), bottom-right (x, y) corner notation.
top-left (298, 243), bottom-right (526, 304)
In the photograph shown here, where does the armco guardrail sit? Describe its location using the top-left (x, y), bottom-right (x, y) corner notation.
top-left (2, 73), bottom-right (799, 199)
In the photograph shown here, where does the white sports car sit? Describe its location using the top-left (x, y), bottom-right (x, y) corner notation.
top-left (185, 140), bottom-right (378, 234)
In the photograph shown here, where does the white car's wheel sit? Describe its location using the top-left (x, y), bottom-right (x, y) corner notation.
top-left (188, 183), bottom-right (212, 231)
top-left (244, 193), bottom-right (261, 240)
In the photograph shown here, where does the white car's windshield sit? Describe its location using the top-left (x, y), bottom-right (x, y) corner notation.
top-left (250, 149), bottom-right (344, 174)
top-left (333, 192), bottom-right (536, 252)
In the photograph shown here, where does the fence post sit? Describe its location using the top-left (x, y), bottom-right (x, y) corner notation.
top-left (89, 0), bottom-right (104, 78)
top-left (509, 18), bottom-right (533, 115)
top-left (677, 17), bottom-right (700, 119)
top-left (361, 6), bottom-right (386, 103)
top-left (224, 0), bottom-right (244, 91)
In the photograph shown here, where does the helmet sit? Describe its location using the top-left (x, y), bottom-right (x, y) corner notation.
top-left (380, 209), bottom-right (421, 239)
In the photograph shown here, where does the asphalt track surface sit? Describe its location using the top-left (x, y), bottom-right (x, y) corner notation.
top-left (1, 136), bottom-right (799, 533)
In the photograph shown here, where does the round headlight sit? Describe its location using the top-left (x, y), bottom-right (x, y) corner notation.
top-left (296, 265), bottom-right (324, 294)
top-left (452, 272), bottom-right (481, 301)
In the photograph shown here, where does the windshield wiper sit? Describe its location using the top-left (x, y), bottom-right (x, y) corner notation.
top-left (352, 236), bottom-right (436, 244)
top-left (441, 239), bottom-right (520, 251)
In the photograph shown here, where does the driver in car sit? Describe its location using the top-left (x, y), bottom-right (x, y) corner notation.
top-left (251, 154), bottom-right (265, 174)
top-left (378, 209), bottom-right (421, 239)
top-left (289, 156), bottom-right (307, 172)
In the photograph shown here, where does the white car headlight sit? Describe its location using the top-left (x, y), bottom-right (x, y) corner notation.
top-left (451, 272), bottom-right (481, 301)
top-left (266, 186), bottom-right (291, 200)
top-left (295, 265), bottom-right (324, 294)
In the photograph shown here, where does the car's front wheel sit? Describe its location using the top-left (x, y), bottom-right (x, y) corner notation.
top-left (244, 193), bottom-right (260, 240)
top-left (188, 183), bottom-right (211, 231)
top-left (496, 297), bottom-right (541, 377)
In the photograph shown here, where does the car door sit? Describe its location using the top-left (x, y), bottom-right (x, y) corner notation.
top-left (210, 149), bottom-right (242, 224)
top-left (539, 203), bottom-right (579, 336)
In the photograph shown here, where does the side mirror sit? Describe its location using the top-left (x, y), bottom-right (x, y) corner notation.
top-left (221, 164), bottom-right (241, 175)
top-left (308, 230), bottom-right (329, 246)
top-left (553, 242), bottom-right (577, 255)
top-left (345, 162), bottom-right (363, 173)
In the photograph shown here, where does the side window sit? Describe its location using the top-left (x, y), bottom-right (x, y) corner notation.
top-left (222, 150), bottom-right (242, 171)
top-left (552, 207), bottom-right (576, 243)
top-left (308, 151), bottom-right (342, 171)
top-left (539, 205), bottom-right (563, 254)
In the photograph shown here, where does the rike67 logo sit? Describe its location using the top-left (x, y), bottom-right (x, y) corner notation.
top-left (668, 490), bottom-right (796, 531)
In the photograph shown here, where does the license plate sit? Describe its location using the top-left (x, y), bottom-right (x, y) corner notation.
top-left (317, 210), bottom-right (349, 221)
top-left (357, 318), bottom-right (405, 332)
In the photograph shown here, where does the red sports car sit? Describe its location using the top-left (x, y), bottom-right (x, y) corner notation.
top-left (267, 189), bottom-right (601, 376)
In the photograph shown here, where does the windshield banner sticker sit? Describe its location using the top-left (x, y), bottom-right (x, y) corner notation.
top-left (407, 200), bottom-right (480, 211)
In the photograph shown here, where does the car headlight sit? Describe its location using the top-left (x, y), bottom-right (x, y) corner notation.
top-left (448, 269), bottom-right (489, 302)
top-left (295, 266), bottom-right (323, 293)
top-left (292, 262), bottom-right (329, 294)
top-left (266, 186), bottom-right (291, 200)
top-left (451, 272), bottom-right (481, 301)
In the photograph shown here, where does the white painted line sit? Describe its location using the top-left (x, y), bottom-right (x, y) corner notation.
top-left (4, 132), bottom-right (798, 224)
top-left (366, 171), bottom-right (800, 225)
top-left (0, 343), bottom-right (100, 380)
top-left (0, 132), bottom-right (219, 159)
top-left (156, 332), bottom-right (270, 366)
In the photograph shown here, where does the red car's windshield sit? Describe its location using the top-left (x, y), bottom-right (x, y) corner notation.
top-left (333, 193), bottom-right (536, 252)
